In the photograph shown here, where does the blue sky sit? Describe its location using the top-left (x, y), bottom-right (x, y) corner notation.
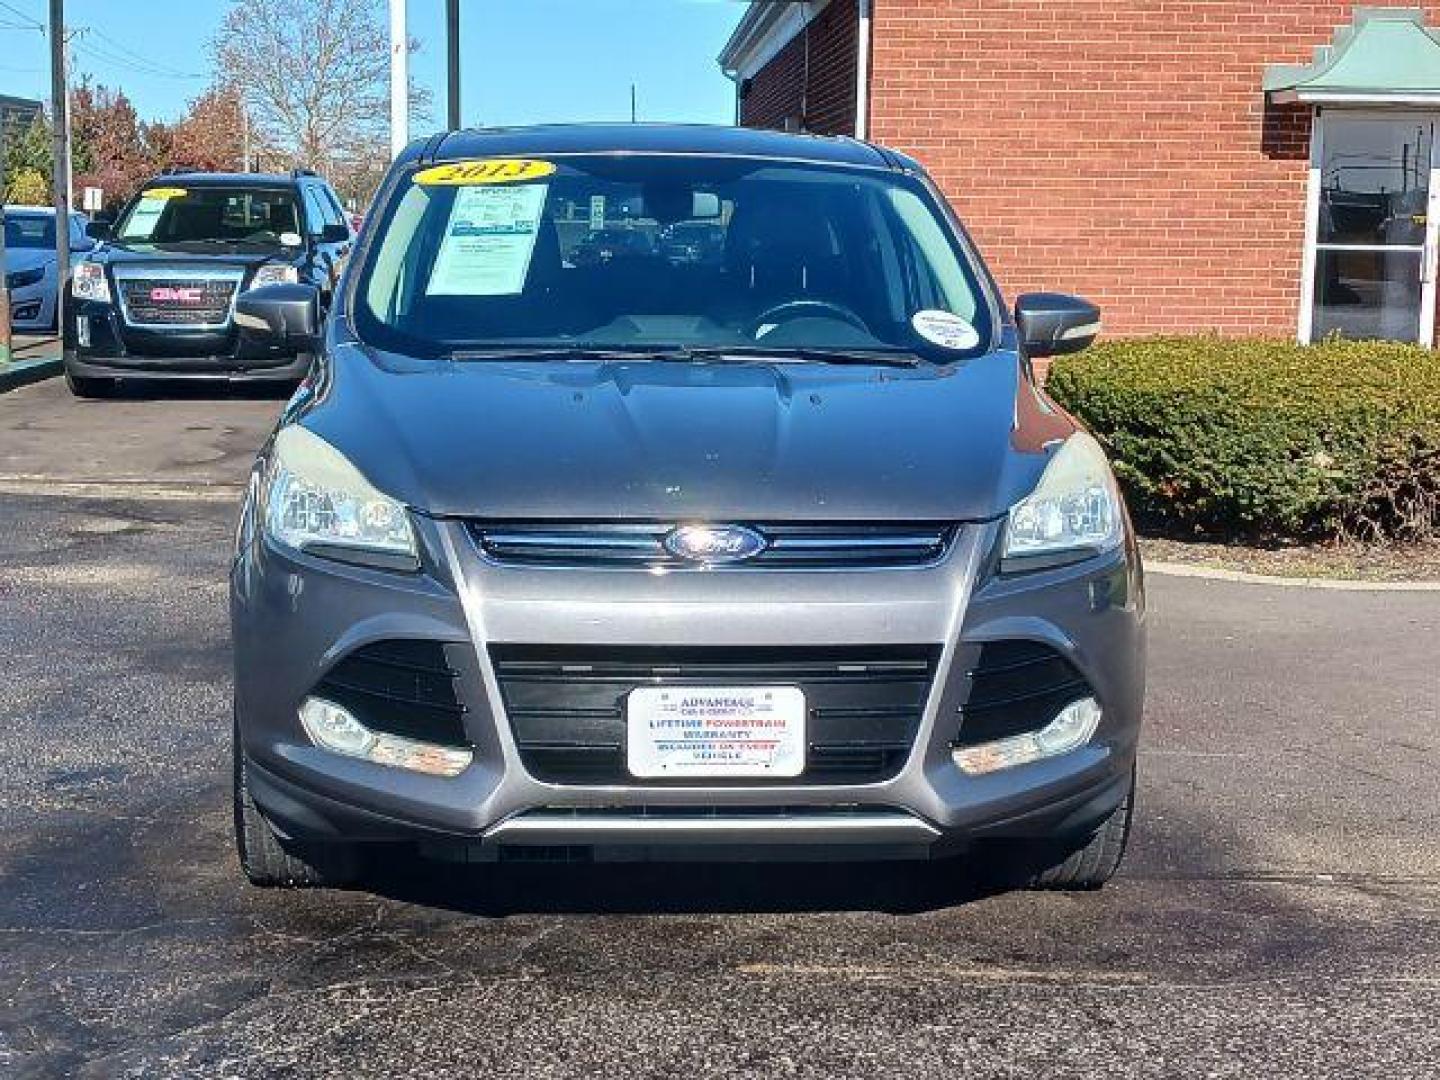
top-left (0, 0), bottom-right (745, 128)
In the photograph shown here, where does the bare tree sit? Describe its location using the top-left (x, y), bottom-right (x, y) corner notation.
top-left (212, 0), bottom-right (428, 201)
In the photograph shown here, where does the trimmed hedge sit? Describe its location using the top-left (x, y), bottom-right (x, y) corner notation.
top-left (1046, 337), bottom-right (1440, 542)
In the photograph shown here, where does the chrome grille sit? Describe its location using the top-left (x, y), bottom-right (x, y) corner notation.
top-left (112, 266), bottom-right (243, 330)
top-left (471, 522), bottom-right (955, 569)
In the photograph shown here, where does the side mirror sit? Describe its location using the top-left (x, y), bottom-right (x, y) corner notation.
top-left (234, 283), bottom-right (321, 348)
top-left (84, 220), bottom-right (111, 240)
top-left (1015, 293), bottom-right (1101, 358)
top-left (319, 222), bottom-right (350, 244)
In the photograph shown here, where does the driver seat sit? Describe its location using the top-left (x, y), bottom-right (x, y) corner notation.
top-left (717, 195), bottom-right (846, 327)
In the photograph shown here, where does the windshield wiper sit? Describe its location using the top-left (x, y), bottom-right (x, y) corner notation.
top-left (447, 347), bottom-right (697, 363)
top-left (687, 347), bottom-right (927, 369)
top-left (445, 345), bottom-right (927, 368)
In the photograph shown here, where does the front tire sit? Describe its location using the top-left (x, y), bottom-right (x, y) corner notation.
top-left (64, 369), bottom-right (115, 399)
top-left (987, 768), bottom-right (1136, 892)
top-left (233, 723), bottom-right (360, 888)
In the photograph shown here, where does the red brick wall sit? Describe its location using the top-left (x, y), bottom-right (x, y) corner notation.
top-left (741, 0), bottom-right (859, 136)
top-left (864, 1), bottom-right (1440, 338)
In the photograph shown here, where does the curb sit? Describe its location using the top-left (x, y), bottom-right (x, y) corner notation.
top-left (1146, 559), bottom-right (1440, 592)
top-left (0, 356), bottom-right (62, 393)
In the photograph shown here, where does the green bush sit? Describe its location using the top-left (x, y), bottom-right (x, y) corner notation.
top-left (1045, 337), bottom-right (1440, 542)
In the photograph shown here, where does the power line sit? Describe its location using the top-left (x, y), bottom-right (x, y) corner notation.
top-left (0, 0), bottom-right (43, 31)
top-left (70, 32), bottom-right (207, 81)
top-left (82, 23), bottom-right (207, 79)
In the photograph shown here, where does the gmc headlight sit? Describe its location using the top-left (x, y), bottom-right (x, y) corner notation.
top-left (263, 425), bottom-right (418, 568)
top-left (6, 267), bottom-right (44, 290)
top-left (71, 261), bottom-right (110, 303)
top-left (1003, 432), bottom-right (1123, 569)
top-left (251, 263), bottom-right (299, 287)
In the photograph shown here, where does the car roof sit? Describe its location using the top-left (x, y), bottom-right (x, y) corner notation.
top-left (139, 172), bottom-right (310, 188)
top-left (4, 204), bottom-right (84, 216)
top-left (411, 123), bottom-right (894, 170)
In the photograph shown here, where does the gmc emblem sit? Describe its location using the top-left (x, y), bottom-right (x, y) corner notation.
top-left (150, 286), bottom-right (204, 303)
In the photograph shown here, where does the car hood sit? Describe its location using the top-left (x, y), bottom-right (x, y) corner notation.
top-left (92, 240), bottom-right (288, 269)
top-left (5, 249), bottom-right (54, 273)
top-left (299, 343), bottom-right (1076, 523)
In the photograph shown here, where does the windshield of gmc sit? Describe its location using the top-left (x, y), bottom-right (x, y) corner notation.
top-left (355, 155), bottom-right (994, 359)
top-left (113, 185), bottom-right (302, 247)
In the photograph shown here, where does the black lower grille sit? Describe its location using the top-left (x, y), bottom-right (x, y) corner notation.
top-left (314, 639), bottom-right (468, 747)
top-left (955, 640), bottom-right (1093, 747)
top-left (491, 645), bottom-right (939, 785)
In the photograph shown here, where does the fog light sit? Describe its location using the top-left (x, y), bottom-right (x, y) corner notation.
top-left (299, 697), bottom-right (472, 778)
top-left (953, 696), bottom-right (1102, 776)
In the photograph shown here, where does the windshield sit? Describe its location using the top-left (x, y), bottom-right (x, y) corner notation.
top-left (113, 185), bottom-right (301, 246)
top-left (5, 214), bottom-right (55, 249)
top-left (355, 155), bottom-right (993, 359)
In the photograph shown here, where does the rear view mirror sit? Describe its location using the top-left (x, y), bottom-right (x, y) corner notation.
top-left (1015, 293), bottom-right (1101, 358)
top-left (690, 193), bottom-right (722, 220)
top-left (319, 222), bottom-right (350, 243)
top-left (84, 219), bottom-right (110, 241)
top-left (234, 283), bottom-right (321, 348)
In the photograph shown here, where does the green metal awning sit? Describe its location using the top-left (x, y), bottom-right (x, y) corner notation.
top-left (1265, 7), bottom-right (1440, 105)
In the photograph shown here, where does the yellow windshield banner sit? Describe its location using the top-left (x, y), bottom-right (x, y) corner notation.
top-left (414, 159), bottom-right (557, 186)
top-left (142, 187), bottom-right (188, 199)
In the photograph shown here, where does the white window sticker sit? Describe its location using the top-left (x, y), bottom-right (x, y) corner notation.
top-left (912, 309), bottom-right (981, 351)
top-left (427, 184), bottom-right (549, 297)
top-left (122, 197), bottom-right (169, 240)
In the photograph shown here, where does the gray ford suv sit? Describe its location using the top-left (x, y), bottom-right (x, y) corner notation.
top-left (229, 124), bottom-right (1145, 893)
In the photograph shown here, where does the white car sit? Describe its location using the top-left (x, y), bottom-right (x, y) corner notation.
top-left (5, 206), bottom-right (93, 332)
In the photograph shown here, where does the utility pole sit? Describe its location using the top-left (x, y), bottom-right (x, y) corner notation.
top-left (1, 120), bottom-right (10, 366)
top-left (49, 0), bottom-right (70, 338)
top-left (388, 0), bottom-right (408, 159)
top-left (240, 95), bottom-right (252, 172)
top-left (446, 0), bottom-right (460, 131)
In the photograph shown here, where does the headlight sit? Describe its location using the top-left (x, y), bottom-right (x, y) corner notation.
top-left (6, 267), bottom-right (44, 289)
top-left (263, 425), bottom-right (418, 568)
top-left (71, 261), bottom-right (110, 303)
top-left (1003, 431), bottom-right (1123, 568)
top-left (251, 263), bottom-right (299, 287)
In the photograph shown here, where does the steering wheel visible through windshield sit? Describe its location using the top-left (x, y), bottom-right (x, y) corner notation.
top-left (354, 154), bottom-right (994, 361)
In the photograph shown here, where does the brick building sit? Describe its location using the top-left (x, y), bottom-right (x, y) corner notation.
top-left (719, 3), bottom-right (1440, 346)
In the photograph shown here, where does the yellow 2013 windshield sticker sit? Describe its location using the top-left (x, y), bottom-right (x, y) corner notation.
top-left (414, 159), bottom-right (556, 186)
top-left (142, 187), bottom-right (188, 199)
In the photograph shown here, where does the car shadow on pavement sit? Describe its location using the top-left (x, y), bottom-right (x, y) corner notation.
top-left (100, 380), bottom-right (297, 402)
top-left (360, 849), bottom-right (1004, 917)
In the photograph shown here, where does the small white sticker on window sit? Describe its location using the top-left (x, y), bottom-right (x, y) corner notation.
top-left (912, 309), bottom-right (980, 351)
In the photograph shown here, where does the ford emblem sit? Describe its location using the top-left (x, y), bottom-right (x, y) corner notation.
top-left (662, 524), bottom-right (768, 564)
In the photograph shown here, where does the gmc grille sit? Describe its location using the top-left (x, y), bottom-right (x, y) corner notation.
top-left (115, 275), bottom-right (239, 328)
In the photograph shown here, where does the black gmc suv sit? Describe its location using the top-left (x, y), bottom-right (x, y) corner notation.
top-left (63, 170), bottom-right (354, 397)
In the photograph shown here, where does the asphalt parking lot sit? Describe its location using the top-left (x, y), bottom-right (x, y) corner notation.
top-left (1, 377), bottom-right (1437, 1079)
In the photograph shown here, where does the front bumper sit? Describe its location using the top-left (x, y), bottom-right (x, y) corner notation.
top-left (9, 279), bottom-right (56, 331)
top-left (63, 299), bottom-right (308, 382)
top-left (231, 513), bottom-right (1146, 860)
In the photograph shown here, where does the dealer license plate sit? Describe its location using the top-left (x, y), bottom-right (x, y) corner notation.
top-left (626, 686), bottom-right (806, 779)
